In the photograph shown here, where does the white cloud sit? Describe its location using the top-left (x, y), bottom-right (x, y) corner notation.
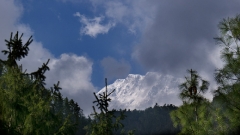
top-left (74, 12), bottom-right (115, 38)
top-left (45, 54), bottom-right (96, 115)
top-left (0, 0), bottom-right (96, 115)
top-left (46, 54), bottom-right (95, 94)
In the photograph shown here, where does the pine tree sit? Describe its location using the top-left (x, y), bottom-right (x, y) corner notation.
top-left (170, 69), bottom-right (210, 135)
top-left (214, 14), bottom-right (240, 134)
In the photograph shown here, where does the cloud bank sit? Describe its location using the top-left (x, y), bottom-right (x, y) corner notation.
top-left (131, 1), bottom-right (240, 91)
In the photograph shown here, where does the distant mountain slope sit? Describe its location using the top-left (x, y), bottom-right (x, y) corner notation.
top-left (98, 72), bottom-right (183, 110)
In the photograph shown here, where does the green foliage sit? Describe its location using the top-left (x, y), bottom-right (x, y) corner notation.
top-left (171, 101), bottom-right (213, 135)
top-left (206, 97), bottom-right (230, 134)
top-left (0, 32), bottom-right (85, 135)
top-left (214, 14), bottom-right (240, 134)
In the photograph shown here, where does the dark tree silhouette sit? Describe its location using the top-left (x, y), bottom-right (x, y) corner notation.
top-left (85, 78), bottom-right (130, 135)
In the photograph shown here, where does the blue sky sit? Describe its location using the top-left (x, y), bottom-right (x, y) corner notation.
top-left (19, 0), bottom-right (142, 87)
top-left (1, 0), bottom-right (240, 114)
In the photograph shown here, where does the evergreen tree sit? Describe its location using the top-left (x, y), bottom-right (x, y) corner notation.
top-left (214, 14), bottom-right (240, 134)
top-left (0, 32), bottom-right (85, 134)
top-left (170, 69), bottom-right (210, 135)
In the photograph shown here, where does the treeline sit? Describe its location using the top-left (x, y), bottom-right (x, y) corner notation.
top-left (113, 104), bottom-right (180, 135)
top-left (1, 14), bottom-right (240, 135)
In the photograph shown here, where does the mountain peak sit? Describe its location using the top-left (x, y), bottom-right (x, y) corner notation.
top-left (98, 72), bottom-right (183, 110)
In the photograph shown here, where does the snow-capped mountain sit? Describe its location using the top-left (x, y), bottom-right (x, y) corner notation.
top-left (97, 72), bottom-right (183, 110)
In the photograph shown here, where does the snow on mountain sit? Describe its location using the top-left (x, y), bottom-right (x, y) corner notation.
top-left (97, 72), bottom-right (183, 110)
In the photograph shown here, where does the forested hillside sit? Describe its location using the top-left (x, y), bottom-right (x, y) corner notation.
top-left (113, 104), bottom-right (180, 135)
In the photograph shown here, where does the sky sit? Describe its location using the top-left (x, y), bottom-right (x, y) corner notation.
top-left (1, 0), bottom-right (240, 115)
